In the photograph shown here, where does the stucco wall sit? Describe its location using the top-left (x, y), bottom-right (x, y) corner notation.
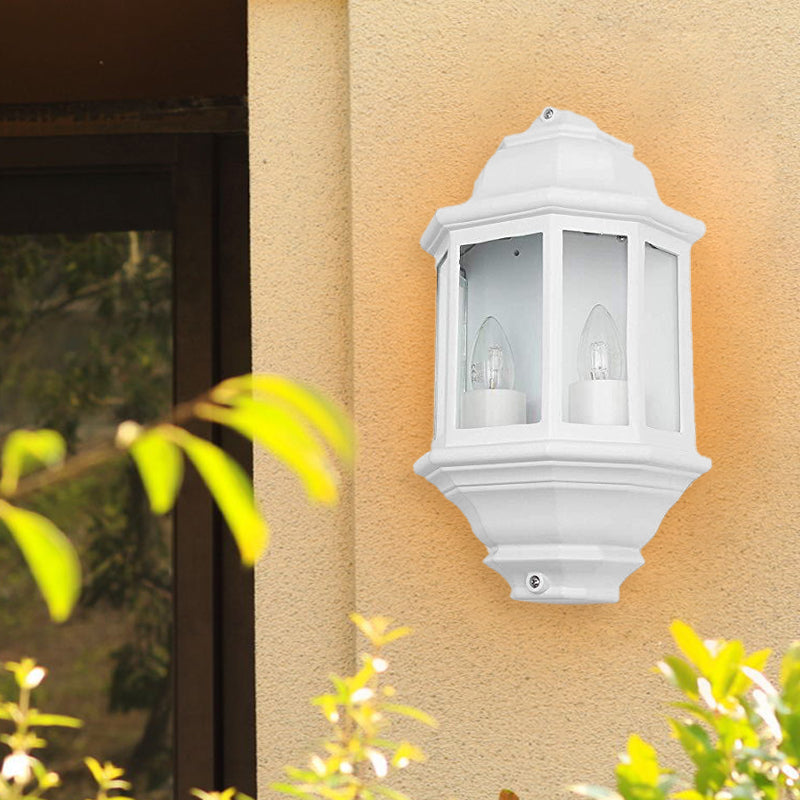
top-left (249, 0), bottom-right (355, 786)
top-left (250, 2), bottom-right (800, 798)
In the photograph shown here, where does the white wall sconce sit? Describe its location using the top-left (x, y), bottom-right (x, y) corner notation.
top-left (414, 107), bottom-right (710, 604)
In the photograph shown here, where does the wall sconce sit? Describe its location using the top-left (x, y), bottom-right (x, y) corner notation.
top-left (414, 107), bottom-right (710, 604)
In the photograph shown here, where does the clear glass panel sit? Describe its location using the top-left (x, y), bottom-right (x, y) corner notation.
top-left (433, 251), bottom-right (447, 437)
top-left (644, 243), bottom-right (680, 431)
top-left (457, 234), bottom-right (542, 428)
top-left (563, 231), bottom-right (629, 425)
top-left (0, 232), bottom-right (173, 800)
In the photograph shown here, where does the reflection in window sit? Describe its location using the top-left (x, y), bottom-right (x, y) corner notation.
top-left (0, 232), bottom-right (173, 800)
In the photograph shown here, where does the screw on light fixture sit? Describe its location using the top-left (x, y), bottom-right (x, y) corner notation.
top-left (526, 573), bottom-right (548, 594)
top-left (542, 107), bottom-right (555, 120)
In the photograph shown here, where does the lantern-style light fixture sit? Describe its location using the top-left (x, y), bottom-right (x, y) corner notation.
top-left (414, 108), bottom-right (711, 604)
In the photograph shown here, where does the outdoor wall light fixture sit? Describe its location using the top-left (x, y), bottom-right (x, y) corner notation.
top-left (414, 107), bottom-right (711, 604)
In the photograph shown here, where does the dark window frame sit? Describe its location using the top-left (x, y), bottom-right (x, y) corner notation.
top-left (0, 119), bottom-right (255, 798)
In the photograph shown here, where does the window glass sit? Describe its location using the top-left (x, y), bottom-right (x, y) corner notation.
top-left (0, 231), bottom-right (173, 800)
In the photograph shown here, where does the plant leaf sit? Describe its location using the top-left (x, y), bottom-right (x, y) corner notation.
top-left (731, 648), bottom-right (771, 695)
top-left (84, 757), bottom-right (105, 785)
top-left (656, 656), bottom-right (698, 697)
top-left (668, 719), bottom-right (711, 767)
top-left (710, 639), bottom-right (744, 699)
top-left (212, 374), bottom-right (355, 464)
top-left (270, 784), bottom-right (316, 800)
top-left (128, 428), bottom-right (184, 515)
top-left (196, 399), bottom-right (338, 504)
top-left (382, 703), bottom-right (438, 728)
top-left (670, 621), bottom-right (713, 676)
top-left (0, 429), bottom-right (66, 494)
top-left (162, 426), bottom-right (267, 565)
top-left (0, 501), bottom-right (80, 622)
top-left (27, 713), bottom-right (83, 728)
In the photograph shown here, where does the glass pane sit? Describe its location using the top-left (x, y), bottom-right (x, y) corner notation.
top-left (457, 234), bottom-right (543, 428)
top-left (644, 243), bottom-right (680, 431)
top-left (0, 232), bottom-right (173, 800)
top-left (563, 231), bottom-right (628, 425)
top-left (433, 251), bottom-right (447, 437)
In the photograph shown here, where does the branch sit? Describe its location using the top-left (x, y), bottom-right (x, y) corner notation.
top-left (4, 394), bottom-right (208, 504)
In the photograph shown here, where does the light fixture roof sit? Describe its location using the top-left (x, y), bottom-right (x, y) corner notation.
top-left (422, 107), bottom-right (705, 255)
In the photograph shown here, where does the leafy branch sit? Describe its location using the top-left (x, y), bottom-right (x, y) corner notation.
top-left (570, 621), bottom-right (800, 800)
top-left (273, 615), bottom-right (437, 800)
top-left (0, 373), bottom-right (353, 622)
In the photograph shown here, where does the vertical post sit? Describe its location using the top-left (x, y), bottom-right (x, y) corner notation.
top-left (626, 226), bottom-right (645, 433)
top-left (173, 134), bottom-right (218, 797)
top-left (541, 217), bottom-right (563, 433)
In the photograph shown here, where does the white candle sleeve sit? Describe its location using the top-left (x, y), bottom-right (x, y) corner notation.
top-left (461, 389), bottom-right (527, 428)
top-left (568, 380), bottom-right (628, 425)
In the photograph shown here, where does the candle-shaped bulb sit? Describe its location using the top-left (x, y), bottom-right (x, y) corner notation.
top-left (578, 304), bottom-right (625, 381)
top-left (470, 316), bottom-right (515, 391)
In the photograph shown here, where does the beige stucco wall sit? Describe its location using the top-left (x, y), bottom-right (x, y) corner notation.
top-left (250, 2), bottom-right (800, 799)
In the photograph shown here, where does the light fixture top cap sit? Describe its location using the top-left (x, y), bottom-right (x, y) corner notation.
top-left (422, 107), bottom-right (705, 254)
top-left (472, 107), bottom-right (651, 199)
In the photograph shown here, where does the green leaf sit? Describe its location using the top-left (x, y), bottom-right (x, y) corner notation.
top-left (0, 429), bottom-right (66, 494)
top-left (190, 789), bottom-right (239, 800)
top-left (270, 783), bottom-right (316, 800)
top-left (27, 713), bottom-right (82, 728)
top-left (668, 719), bottom-right (711, 767)
top-left (212, 374), bottom-right (355, 464)
top-left (670, 621), bottom-right (713, 676)
top-left (0, 501), bottom-right (80, 622)
top-left (372, 786), bottom-right (412, 800)
top-left (672, 791), bottom-right (705, 800)
top-left (382, 703), bottom-right (438, 728)
top-left (781, 644), bottom-right (800, 706)
top-left (128, 428), bottom-right (184, 515)
top-left (694, 754), bottom-right (727, 795)
top-left (710, 639), bottom-right (744, 699)
top-left (656, 656), bottom-right (698, 698)
top-left (197, 398), bottom-right (339, 504)
top-left (161, 426), bottom-right (267, 565)
top-left (670, 701), bottom-right (714, 725)
top-left (779, 712), bottom-right (800, 761)
top-left (380, 626), bottom-right (414, 646)
top-left (616, 735), bottom-right (666, 800)
top-left (731, 648), bottom-right (771, 695)
top-left (84, 757), bottom-right (105, 785)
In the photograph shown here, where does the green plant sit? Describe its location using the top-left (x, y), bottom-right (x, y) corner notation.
top-left (0, 658), bottom-right (85, 800)
top-left (0, 370), bottom-right (351, 799)
top-left (571, 620), bottom-right (800, 800)
top-left (0, 372), bottom-right (352, 623)
top-left (0, 616), bottom-right (435, 800)
top-left (273, 614), bottom-right (437, 800)
top-left (0, 657), bottom-right (252, 800)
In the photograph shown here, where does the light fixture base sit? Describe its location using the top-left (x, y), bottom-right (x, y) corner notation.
top-left (415, 443), bottom-right (709, 604)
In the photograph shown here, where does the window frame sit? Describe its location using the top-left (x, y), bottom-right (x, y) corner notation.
top-left (0, 127), bottom-right (255, 798)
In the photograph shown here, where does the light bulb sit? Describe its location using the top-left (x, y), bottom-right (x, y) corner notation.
top-left (578, 304), bottom-right (625, 381)
top-left (470, 316), bottom-right (515, 391)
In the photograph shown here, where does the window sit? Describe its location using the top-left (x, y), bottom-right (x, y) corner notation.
top-left (0, 132), bottom-right (253, 799)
